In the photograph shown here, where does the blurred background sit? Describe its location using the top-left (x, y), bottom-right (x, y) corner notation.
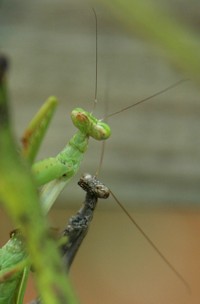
top-left (0, 0), bottom-right (200, 303)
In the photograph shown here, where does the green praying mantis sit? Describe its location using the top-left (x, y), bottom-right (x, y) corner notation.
top-left (0, 54), bottom-right (189, 303)
top-left (0, 8), bottom-right (191, 303)
top-left (29, 100), bottom-right (111, 213)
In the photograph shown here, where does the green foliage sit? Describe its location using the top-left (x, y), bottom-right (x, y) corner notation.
top-left (98, 0), bottom-right (200, 84)
top-left (0, 57), bottom-right (78, 304)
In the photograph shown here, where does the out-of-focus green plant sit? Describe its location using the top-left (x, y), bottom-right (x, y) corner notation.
top-left (0, 57), bottom-right (78, 303)
top-left (97, 0), bottom-right (200, 84)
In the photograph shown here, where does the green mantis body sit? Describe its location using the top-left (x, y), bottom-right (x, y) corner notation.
top-left (33, 107), bottom-right (111, 187)
top-left (0, 59), bottom-right (187, 303)
top-left (0, 5), bottom-right (189, 300)
top-left (33, 107), bottom-right (111, 212)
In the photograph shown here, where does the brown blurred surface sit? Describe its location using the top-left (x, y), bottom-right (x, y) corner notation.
top-left (1, 207), bottom-right (200, 304)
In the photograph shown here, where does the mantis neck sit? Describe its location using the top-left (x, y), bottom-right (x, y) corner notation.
top-left (68, 130), bottom-right (89, 154)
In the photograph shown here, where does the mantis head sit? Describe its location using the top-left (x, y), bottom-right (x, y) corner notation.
top-left (71, 108), bottom-right (111, 140)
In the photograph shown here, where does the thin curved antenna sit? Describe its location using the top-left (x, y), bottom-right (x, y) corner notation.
top-left (105, 78), bottom-right (188, 119)
top-left (110, 189), bottom-right (191, 294)
top-left (95, 72), bottom-right (110, 177)
top-left (90, 7), bottom-right (107, 178)
top-left (91, 7), bottom-right (98, 113)
top-left (87, 10), bottom-right (190, 293)
top-left (95, 140), bottom-right (106, 177)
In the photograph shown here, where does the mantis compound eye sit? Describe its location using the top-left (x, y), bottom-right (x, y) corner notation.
top-left (92, 121), bottom-right (111, 141)
top-left (71, 108), bottom-right (111, 141)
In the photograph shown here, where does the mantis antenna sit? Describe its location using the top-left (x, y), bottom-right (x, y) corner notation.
top-left (78, 9), bottom-right (191, 293)
top-left (94, 79), bottom-right (191, 292)
top-left (105, 78), bottom-right (188, 119)
top-left (94, 141), bottom-right (191, 293)
top-left (89, 13), bottom-right (191, 293)
top-left (95, 73), bottom-right (110, 177)
top-left (91, 7), bottom-right (98, 113)
top-left (91, 7), bottom-right (107, 177)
